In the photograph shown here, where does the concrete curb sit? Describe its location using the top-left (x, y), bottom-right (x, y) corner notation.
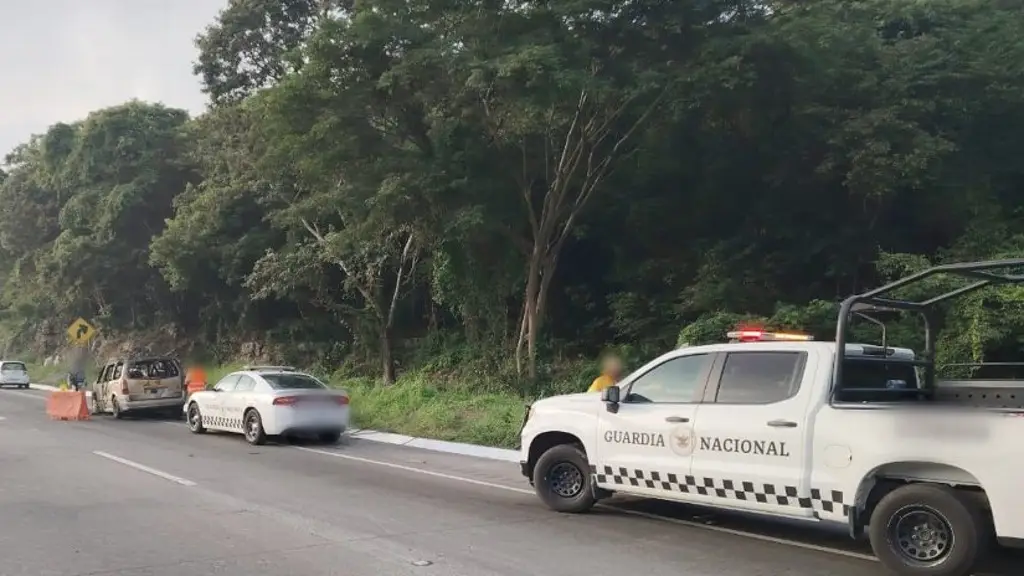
top-left (27, 383), bottom-right (520, 463)
top-left (346, 429), bottom-right (520, 462)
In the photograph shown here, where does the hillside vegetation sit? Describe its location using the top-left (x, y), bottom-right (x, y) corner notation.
top-left (5, 0), bottom-right (1024, 445)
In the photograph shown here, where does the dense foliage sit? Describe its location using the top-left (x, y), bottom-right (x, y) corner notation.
top-left (4, 0), bottom-right (1024, 388)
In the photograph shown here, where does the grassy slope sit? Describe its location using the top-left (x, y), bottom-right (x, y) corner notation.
top-left (341, 376), bottom-right (528, 447)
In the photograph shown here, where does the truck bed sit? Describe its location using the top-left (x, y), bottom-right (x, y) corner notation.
top-left (935, 380), bottom-right (1024, 409)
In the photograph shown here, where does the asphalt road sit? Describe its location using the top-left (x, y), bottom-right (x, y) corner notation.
top-left (0, 388), bottom-right (1017, 576)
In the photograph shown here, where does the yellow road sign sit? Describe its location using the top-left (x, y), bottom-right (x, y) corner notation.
top-left (67, 317), bottom-right (96, 345)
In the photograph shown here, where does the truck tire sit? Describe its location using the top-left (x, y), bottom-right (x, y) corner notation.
top-left (532, 444), bottom-right (596, 513)
top-left (868, 484), bottom-right (990, 576)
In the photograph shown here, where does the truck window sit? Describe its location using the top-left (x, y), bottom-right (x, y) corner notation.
top-left (625, 354), bottom-right (713, 403)
top-left (835, 359), bottom-right (919, 403)
top-left (714, 352), bottom-right (804, 404)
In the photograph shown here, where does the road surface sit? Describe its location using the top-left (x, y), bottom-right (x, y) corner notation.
top-left (0, 388), bottom-right (1016, 576)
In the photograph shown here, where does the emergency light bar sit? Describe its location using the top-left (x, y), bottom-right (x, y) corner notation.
top-left (727, 330), bottom-right (813, 343)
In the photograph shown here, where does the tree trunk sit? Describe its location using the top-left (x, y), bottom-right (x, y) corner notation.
top-left (516, 246), bottom-right (544, 379)
top-left (526, 299), bottom-right (538, 380)
top-left (379, 323), bottom-right (396, 385)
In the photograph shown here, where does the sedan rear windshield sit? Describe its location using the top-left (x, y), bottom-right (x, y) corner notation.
top-left (263, 374), bottom-right (327, 390)
top-left (1, 362), bottom-right (26, 372)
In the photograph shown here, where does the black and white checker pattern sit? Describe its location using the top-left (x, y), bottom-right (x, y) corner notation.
top-left (591, 465), bottom-right (849, 517)
top-left (203, 414), bottom-right (243, 430)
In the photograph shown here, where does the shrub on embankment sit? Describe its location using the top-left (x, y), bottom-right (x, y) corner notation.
top-left (328, 356), bottom-right (603, 449)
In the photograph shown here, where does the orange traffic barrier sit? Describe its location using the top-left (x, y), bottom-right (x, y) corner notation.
top-left (46, 391), bottom-right (90, 421)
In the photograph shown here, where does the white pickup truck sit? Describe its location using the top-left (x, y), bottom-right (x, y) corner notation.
top-left (519, 259), bottom-right (1024, 576)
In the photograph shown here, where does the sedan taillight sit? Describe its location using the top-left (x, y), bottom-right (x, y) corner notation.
top-left (272, 395), bottom-right (349, 406)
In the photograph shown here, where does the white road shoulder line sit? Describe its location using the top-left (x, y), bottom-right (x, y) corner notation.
top-left (3, 390), bottom-right (46, 401)
top-left (92, 451), bottom-right (197, 487)
top-left (295, 445), bottom-right (876, 562)
top-left (294, 446), bottom-right (535, 495)
top-left (612, 507), bottom-right (876, 561)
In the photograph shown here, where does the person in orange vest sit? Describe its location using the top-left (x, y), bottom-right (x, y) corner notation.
top-left (183, 364), bottom-right (208, 406)
top-left (587, 353), bottom-right (623, 393)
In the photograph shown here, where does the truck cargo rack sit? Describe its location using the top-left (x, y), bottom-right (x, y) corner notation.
top-left (833, 258), bottom-right (1024, 400)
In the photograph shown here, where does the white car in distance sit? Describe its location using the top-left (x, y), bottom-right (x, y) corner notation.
top-left (185, 366), bottom-right (350, 445)
top-left (0, 360), bottom-right (30, 389)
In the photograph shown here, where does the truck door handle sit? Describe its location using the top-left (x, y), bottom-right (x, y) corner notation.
top-left (665, 416), bottom-right (690, 423)
top-left (767, 419), bottom-right (797, 428)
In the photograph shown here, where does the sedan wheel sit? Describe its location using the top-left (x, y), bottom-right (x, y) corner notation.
top-left (244, 410), bottom-right (267, 446)
top-left (187, 403), bottom-right (206, 434)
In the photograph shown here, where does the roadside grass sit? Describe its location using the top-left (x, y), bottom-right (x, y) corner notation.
top-left (24, 362), bottom-right (80, 386)
top-left (324, 358), bottom-right (597, 449)
top-left (336, 375), bottom-right (527, 448)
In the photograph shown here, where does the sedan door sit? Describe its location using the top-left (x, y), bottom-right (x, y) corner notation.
top-left (222, 375), bottom-right (257, 432)
top-left (206, 374), bottom-right (241, 429)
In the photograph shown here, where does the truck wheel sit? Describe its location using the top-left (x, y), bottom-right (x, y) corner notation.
top-left (868, 484), bottom-right (989, 576)
top-left (532, 444), bottom-right (596, 513)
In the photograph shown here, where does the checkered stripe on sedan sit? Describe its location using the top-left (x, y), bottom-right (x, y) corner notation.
top-left (203, 415), bottom-right (242, 430)
top-left (590, 465), bottom-right (849, 517)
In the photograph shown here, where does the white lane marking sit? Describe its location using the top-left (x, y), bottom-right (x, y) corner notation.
top-left (294, 446), bottom-right (535, 495)
top-left (295, 445), bottom-right (877, 562)
top-left (0, 416), bottom-right (6, 421)
top-left (92, 451), bottom-right (197, 487)
top-left (611, 507), bottom-right (876, 561)
top-left (2, 390), bottom-right (46, 401)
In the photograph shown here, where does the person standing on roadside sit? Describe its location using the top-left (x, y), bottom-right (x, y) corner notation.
top-left (587, 353), bottom-right (624, 393)
top-left (68, 348), bottom-right (87, 391)
top-left (183, 363), bottom-right (207, 407)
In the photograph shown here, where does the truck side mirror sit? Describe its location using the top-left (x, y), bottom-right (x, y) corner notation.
top-left (601, 385), bottom-right (620, 413)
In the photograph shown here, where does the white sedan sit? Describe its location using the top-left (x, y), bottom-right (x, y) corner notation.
top-left (184, 366), bottom-right (350, 445)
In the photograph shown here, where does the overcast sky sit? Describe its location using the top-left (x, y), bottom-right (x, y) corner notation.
top-left (0, 0), bottom-right (227, 156)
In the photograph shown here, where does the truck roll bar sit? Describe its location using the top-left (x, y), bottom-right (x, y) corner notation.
top-left (833, 258), bottom-right (1024, 398)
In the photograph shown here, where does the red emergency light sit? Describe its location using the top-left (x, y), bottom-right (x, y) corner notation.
top-left (726, 329), bottom-right (813, 342)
